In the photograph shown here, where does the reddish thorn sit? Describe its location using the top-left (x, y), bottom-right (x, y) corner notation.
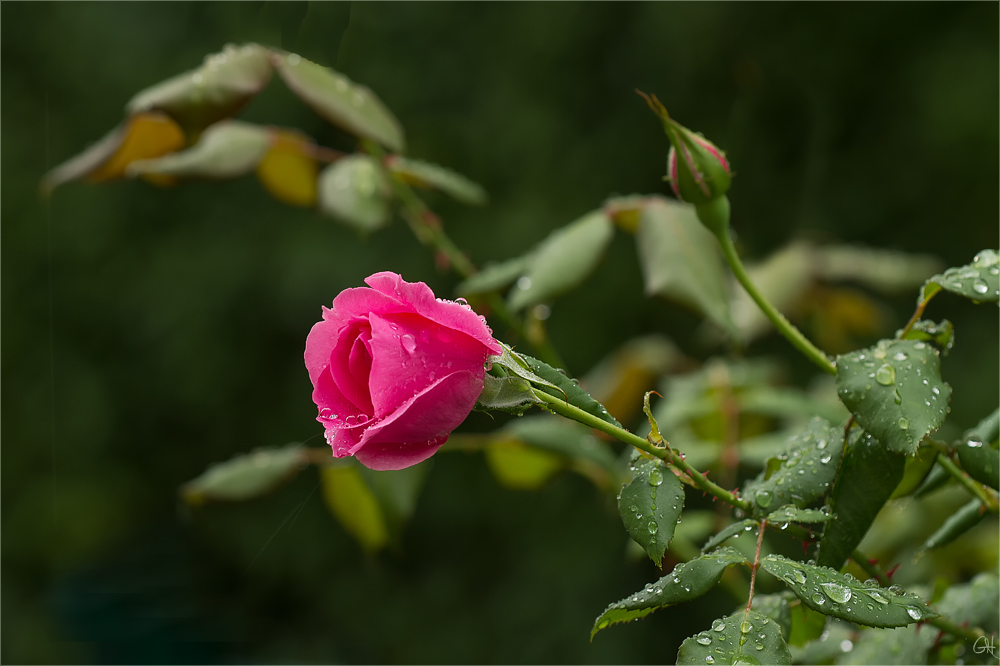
top-left (434, 251), bottom-right (450, 272)
top-left (422, 211), bottom-right (441, 229)
top-left (702, 470), bottom-right (710, 477)
top-left (868, 558), bottom-right (879, 566)
top-left (932, 630), bottom-right (945, 650)
top-left (886, 563), bottom-right (901, 580)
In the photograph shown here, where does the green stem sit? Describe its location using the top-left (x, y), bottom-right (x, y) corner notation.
top-left (934, 452), bottom-right (999, 511)
top-left (532, 390), bottom-right (753, 513)
top-left (700, 197), bottom-right (836, 375)
top-left (850, 550), bottom-right (889, 586)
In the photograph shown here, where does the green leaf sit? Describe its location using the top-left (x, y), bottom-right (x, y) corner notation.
top-left (456, 254), bottom-right (534, 297)
top-left (273, 52), bottom-right (404, 152)
top-left (933, 572), bottom-right (999, 633)
top-left (787, 603), bottom-right (828, 648)
top-left (789, 620), bottom-right (853, 663)
top-left (521, 353), bottom-right (623, 429)
top-left (634, 197), bottom-right (735, 334)
top-left (816, 429), bottom-right (905, 569)
top-left (967, 407), bottom-right (1000, 445)
top-left (127, 43), bottom-right (274, 135)
top-left (912, 462), bottom-right (951, 498)
top-left (835, 625), bottom-right (932, 665)
top-left (702, 519), bottom-right (758, 553)
top-left (817, 245), bottom-right (943, 294)
top-left (920, 249), bottom-right (999, 305)
top-left (476, 374), bottom-right (538, 412)
top-left (317, 155), bottom-right (392, 233)
top-left (750, 593), bottom-right (792, 641)
top-left (920, 498), bottom-right (986, 551)
top-left (676, 609), bottom-right (791, 665)
top-left (835, 339), bottom-right (951, 455)
top-left (484, 439), bottom-right (564, 490)
top-left (767, 506), bottom-right (832, 524)
top-left (618, 456), bottom-right (685, 567)
top-left (507, 210), bottom-right (614, 311)
top-left (760, 555), bottom-right (938, 628)
top-left (957, 432), bottom-right (1000, 491)
top-left (126, 120), bottom-right (271, 179)
top-left (386, 156), bottom-right (487, 205)
top-left (743, 417), bottom-right (845, 515)
top-left (320, 462), bottom-right (388, 552)
top-left (180, 445), bottom-right (305, 504)
top-left (591, 547), bottom-right (747, 639)
top-left (900, 319), bottom-right (954, 355)
top-left (889, 440), bottom-right (938, 499)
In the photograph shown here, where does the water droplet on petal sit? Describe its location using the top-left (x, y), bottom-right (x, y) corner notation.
top-left (401, 334), bottom-right (417, 354)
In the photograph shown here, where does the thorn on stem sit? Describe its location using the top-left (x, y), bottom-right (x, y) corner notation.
top-left (886, 563), bottom-right (901, 580)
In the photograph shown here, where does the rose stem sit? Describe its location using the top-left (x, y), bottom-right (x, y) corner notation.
top-left (696, 196), bottom-right (836, 376)
top-left (744, 519), bottom-right (767, 613)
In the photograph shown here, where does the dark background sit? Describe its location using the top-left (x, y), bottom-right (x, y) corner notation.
top-left (2, 2), bottom-right (997, 663)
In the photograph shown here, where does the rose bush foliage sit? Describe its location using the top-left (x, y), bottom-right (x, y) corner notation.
top-left (304, 271), bottom-right (501, 470)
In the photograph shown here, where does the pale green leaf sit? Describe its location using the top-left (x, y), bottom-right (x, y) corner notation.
top-left (635, 197), bottom-right (734, 334)
top-left (127, 43), bottom-right (273, 134)
top-left (484, 440), bottom-right (564, 490)
top-left (126, 120), bottom-right (271, 179)
top-left (507, 210), bottom-right (614, 311)
top-left (317, 155), bottom-right (392, 233)
top-left (817, 245), bottom-right (943, 294)
top-left (835, 339), bottom-right (951, 455)
top-left (834, 625), bottom-right (932, 665)
top-left (181, 445), bottom-right (305, 504)
top-left (934, 572), bottom-right (999, 633)
top-left (456, 254), bottom-right (534, 297)
top-left (320, 463), bottom-right (388, 552)
top-left (789, 620), bottom-right (853, 664)
top-left (387, 156), bottom-right (486, 205)
top-left (920, 498), bottom-right (986, 551)
top-left (274, 52), bottom-right (404, 152)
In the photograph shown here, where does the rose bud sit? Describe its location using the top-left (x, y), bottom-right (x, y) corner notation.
top-left (305, 272), bottom-right (501, 470)
top-left (637, 90), bottom-right (732, 206)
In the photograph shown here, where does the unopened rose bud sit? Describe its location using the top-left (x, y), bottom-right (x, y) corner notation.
top-left (637, 91), bottom-right (732, 207)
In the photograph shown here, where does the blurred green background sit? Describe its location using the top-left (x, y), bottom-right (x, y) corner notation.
top-left (2, 2), bottom-right (997, 663)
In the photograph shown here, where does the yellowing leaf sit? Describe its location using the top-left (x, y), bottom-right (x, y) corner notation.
top-left (88, 113), bottom-right (186, 184)
top-left (320, 464), bottom-right (388, 553)
top-left (484, 439), bottom-right (564, 490)
top-left (255, 129), bottom-right (319, 207)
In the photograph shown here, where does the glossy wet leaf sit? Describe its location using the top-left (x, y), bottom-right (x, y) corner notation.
top-left (591, 547), bottom-right (747, 639)
top-left (317, 155), bottom-right (392, 233)
top-left (456, 254), bottom-right (534, 297)
top-left (676, 609), bottom-right (791, 665)
top-left (816, 429), bottom-right (905, 569)
top-left (42, 113), bottom-right (185, 193)
top-left (761, 555), bottom-right (938, 628)
top-left (835, 339), bottom-right (951, 455)
top-left (743, 417), bottom-right (845, 515)
top-left (750, 593), bottom-right (792, 640)
top-left (920, 498), bottom-right (986, 551)
top-left (957, 433), bottom-right (999, 491)
top-left (181, 445), bottom-right (305, 505)
top-left (888, 440), bottom-right (938, 499)
top-left (387, 156), bottom-right (487, 205)
top-left (635, 197), bottom-right (734, 334)
top-left (485, 439), bottom-right (564, 490)
top-left (933, 572), bottom-right (999, 632)
top-left (702, 519), bottom-right (757, 553)
top-left (127, 43), bottom-right (273, 134)
top-left (817, 245), bottom-right (942, 294)
top-left (507, 210), bottom-right (614, 311)
top-left (919, 249), bottom-right (999, 305)
top-left (521, 353), bottom-right (623, 429)
top-left (900, 319), bottom-right (954, 355)
top-left (320, 463), bottom-right (388, 553)
top-left (274, 52), bottom-right (404, 152)
top-left (255, 128), bottom-right (318, 206)
top-left (834, 624), bottom-right (932, 665)
top-left (618, 456), bottom-right (684, 567)
top-left (126, 120), bottom-right (271, 179)
top-left (767, 506), bottom-right (832, 524)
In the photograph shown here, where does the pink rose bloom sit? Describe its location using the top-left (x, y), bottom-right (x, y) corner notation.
top-left (305, 272), bottom-right (502, 470)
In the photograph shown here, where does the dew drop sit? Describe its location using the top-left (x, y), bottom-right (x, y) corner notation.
top-left (648, 468), bottom-right (664, 487)
top-left (820, 454), bottom-right (832, 464)
top-left (517, 276), bottom-right (532, 291)
top-left (875, 364), bottom-right (895, 386)
top-left (793, 570), bottom-right (807, 584)
top-left (821, 582), bottom-right (852, 603)
top-left (648, 521), bottom-right (659, 535)
top-left (705, 657), bottom-right (714, 665)
top-left (811, 593), bottom-right (826, 605)
top-left (697, 632), bottom-right (712, 646)
top-left (840, 640), bottom-right (853, 652)
top-left (740, 619), bottom-right (752, 634)
top-left (906, 606), bottom-right (923, 620)
top-left (712, 619), bottom-right (726, 632)
top-left (968, 439), bottom-right (984, 448)
top-left (898, 417), bottom-right (908, 430)
top-left (972, 279), bottom-right (990, 294)
top-left (888, 585), bottom-right (905, 596)
top-left (755, 490), bottom-right (773, 508)
top-left (913, 341), bottom-right (926, 350)
top-left (893, 351), bottom-right (908, 361)
top-left (754, 642), bottom-right (764, 651)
